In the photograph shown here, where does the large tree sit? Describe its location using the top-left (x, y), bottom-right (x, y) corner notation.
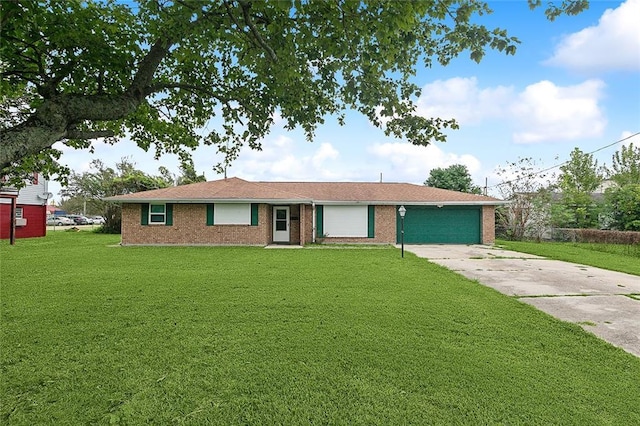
top-left (60, 158), bottom-right (173, 232)
top-left (424, 164), bottom-right (481, 194)
top-left (556, 147), bottom-right (604, 228)
top-left (495, 157), bottom-right (554, 240)
top-left (1, 0), bottom-right (587, 187)
top-left (603, 184), bottom-right (640, 231)
top-left (608, 143), bottom-right (640, 187)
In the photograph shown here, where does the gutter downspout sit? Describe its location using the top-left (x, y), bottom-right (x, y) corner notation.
top-left (312, 201), bottom-right (316, 243)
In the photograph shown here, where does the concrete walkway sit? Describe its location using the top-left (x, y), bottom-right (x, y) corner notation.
top-left (404, 244), bottom-right (640, 357)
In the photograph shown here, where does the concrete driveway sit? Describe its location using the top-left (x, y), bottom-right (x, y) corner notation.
top-left (404, 244), bottom-right (640, 357)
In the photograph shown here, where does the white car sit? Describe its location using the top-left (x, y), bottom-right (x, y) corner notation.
top-left (90, 216), bottom-right (106, 224)
top-left (47, 216), bottom-right (74, 226)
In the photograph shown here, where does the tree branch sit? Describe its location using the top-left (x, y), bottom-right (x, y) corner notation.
top-left (39, 61), bottom-right (77, 98)
top-left (127, 35), bottom-right (174, 99)
top-left (144, 82), bottom-right (228, 99)
top-left (66, 129), bottom-right (115, 139)
top-left (238, 0), bottom-right (277, 62)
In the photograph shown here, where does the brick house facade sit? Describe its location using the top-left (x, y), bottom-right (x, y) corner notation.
top-left (108, 178), bottom-right (504, 246)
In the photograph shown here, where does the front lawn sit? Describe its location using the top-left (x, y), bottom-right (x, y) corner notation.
top-left (2, 232), bottom-right (639, 424)
top-left (496, 239), bottom-right (640, 276)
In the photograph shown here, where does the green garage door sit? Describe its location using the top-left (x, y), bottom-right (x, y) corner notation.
top-left (397, 206), bottom-right (481, 244)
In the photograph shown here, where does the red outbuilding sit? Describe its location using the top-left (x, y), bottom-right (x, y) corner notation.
top-left (0, 174), bottom-right (50, 242)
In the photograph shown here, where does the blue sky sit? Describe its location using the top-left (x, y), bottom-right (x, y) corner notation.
top-left (50, 0), bottom-right (640, 200)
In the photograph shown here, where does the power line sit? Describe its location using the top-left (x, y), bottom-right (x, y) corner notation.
top-left (486, 131), bottom-right (640, 190)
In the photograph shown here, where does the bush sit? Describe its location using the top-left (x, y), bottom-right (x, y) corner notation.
top-left (552, 228), bottom-right (640, 244)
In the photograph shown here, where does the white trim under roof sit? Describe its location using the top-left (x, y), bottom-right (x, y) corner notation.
top-left (103, 198), bottom-right (312, 204)
top-left (104, 197), bottom-right (506, 206)
top-left (313, 200), bottom-right (508, 206)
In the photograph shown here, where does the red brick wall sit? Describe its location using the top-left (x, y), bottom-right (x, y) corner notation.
top-left (289, 204), bottom-right (301, 244)
top-left (121, 203), bottom-right (270, 245)
top-left (482, 205), bottom-right (496, 244)
top-left (321, 205), bottom-right (396, 244)
top-left (120, 203), bottom-right (496, 245)
top-left (299, 204), bottom-right (398, 245)
top-left (303, 204), bottom-right (314, 244)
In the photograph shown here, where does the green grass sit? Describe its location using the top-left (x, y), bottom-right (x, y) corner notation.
top-left (2, 233), bottom-right (639, 425)
top-left (496, 239), bottom-right (640, 276)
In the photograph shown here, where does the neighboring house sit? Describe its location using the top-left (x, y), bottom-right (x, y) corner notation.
top-left (106, 177), bottom-right (505, 246)
top-left (0, 174), bottom-right (50, 240)
top-left (46, 205), bottom-right (66, 217)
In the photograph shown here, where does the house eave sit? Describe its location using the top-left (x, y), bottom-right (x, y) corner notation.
top-left (103, 197), bottom-right (312, 204)
top-left (105, 197), bottom-right (506, 206)
top-left (315, 200), bottom-right (507, 206)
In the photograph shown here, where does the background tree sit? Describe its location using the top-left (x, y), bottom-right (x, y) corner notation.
top-left (176, 159), bottom-right (207, 186)
top-left (556, 147), bottom-right (604, 228)
top-left (608, 143), bottom-right (640, 187)
top-left (495, 157), bottom-right (554, 240)
top-left (1, 0), bottom-right (587, 187)
top-left (603, 184), bottom-right (640, 231)
top-left (600, 143), bottom-right (640, 231)
top-left (424, 164), bottom-right (481, 194)
top-left (60, 158), bottom-right (173, 233)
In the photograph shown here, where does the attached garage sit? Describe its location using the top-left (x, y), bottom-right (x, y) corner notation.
top-left (397, 206), bottom-right (482, 244)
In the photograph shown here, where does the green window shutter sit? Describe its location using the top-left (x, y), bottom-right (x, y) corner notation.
top-left (165, 203), bottom-right (173, 226)
top-left (206, 204), bottom-right (214, 226)
top-left (141, 203), bottom-right (149, 225)
top-left (368, 205), bottom-right (375, 238)
top-left (316, 205), bottom-right (323, 237)
top-left (251, 203), bottom-right (259, 226)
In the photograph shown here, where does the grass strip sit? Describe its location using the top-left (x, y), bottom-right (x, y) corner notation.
top-left (496, 240), bottom-right (640, 276)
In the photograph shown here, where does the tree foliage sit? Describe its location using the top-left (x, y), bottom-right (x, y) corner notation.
top-left (556, 148), bottom-right (604, 228)
top-left (424, 164), bottom-right (481, 194)
top-left (60, 158), bottom-right (173, 233)
top-left (0, 0), bottom-right (587, 187)
top-left (495, 157), bottom-right (554, 240)
top-left (176, 158), bottom-right (207, 186)
top-left (603, 184), bottom-right (640, 231)
top-left (608, 143), bottom-right (640, 187)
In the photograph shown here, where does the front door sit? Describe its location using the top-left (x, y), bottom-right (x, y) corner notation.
top-left (273, 206), bottom-right (290, 243)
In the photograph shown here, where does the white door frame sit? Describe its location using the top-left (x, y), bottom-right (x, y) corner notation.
top-left (272, 206), bottom-right (290, 243)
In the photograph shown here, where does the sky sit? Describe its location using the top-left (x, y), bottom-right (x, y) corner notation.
top-left (49, 0), bottom-right (640, 201)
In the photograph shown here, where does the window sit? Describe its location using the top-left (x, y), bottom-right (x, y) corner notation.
top-left (323, 205), bottom-right (368, 237)
top-left (214, 203), bottom-right (251, 225)
top-left (207, 203), bottom-right (259, 226)
top-left (15, 207), bottom-right (23, 218)
top-left (141, 203), bottom-right (173, 226)
top-left (149, 204), bottom-right (166, 224)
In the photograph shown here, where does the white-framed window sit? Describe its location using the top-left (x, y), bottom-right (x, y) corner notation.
top-left (214, 203), bottom-right (251, 225)
top-left (323, 205), bottom-right (368, 237)
top-left (15, 207), bottom-right (23, 218)
top-left (149, 203), bottom-right (166, 224)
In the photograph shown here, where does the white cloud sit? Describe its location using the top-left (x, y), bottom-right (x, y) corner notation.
top-left (368, 142), bottom-right (481, 184)
top-left (620, 130), bottom-right (640, 148)
top-left (544, 0), bottom-right (640, 73)
top-left (415, 77), bottom-right (607, 144)
top-left (232, 136), bottom-right (351, 181)
top-left (511, 79), bottom-right (606, 143)
top-left (416, 77), bottom-right (513, 124)
top-left (312, 143), bottom-right (339, 167)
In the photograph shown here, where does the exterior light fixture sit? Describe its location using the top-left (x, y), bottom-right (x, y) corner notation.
top-left (398, 205), bottom-right (406, 258)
